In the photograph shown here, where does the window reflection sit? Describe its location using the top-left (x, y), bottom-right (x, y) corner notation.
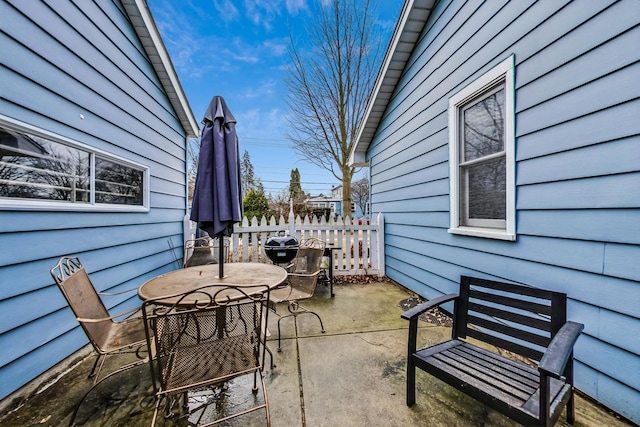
top-left (96, 157), bottom-right (143, 205)
top-left (1, 125), bottom-right (145, 207)
top-left (462, 89), bottom-right (504, 162)
top-left (0, 129), bottom-right (90, 202)
top-left (463, 157), bottom-right (506, 221)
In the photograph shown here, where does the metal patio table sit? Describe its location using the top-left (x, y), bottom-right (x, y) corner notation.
top-left (138, 263), bottom-right (287, 305)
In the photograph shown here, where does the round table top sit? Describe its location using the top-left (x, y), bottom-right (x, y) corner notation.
top-left (138, 263), bottom-right (287, 305)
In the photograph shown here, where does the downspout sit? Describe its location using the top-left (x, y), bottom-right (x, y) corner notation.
top-left (183, 135), bottom-right (191, 247)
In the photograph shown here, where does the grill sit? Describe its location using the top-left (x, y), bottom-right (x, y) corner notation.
top-left (264, 232), bottom-right (299, 264)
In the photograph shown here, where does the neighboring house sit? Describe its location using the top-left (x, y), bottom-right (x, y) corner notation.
top-left (331, 184), bottom-right (344, 215)
top-left (0, 0), bottom-right (199, 403)
top-left (350, 0), bottom-right (639, 423)
top-left (320, 184), bottom-right (362, 218)
top-left (306, 185), bottom-right (360, 219)
top-left (306, 193), bottom-right (336, 217)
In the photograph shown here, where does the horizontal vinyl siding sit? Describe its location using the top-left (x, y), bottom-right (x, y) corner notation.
top-left (367, 0), bottom-right (640, 422)
top-left (0, 0), bottom-right (189, 400)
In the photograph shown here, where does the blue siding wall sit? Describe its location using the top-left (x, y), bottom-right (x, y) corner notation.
top-left (0, 1), bottom-right (188, 400)
top-left (366, 0), bottom-right (640, 422)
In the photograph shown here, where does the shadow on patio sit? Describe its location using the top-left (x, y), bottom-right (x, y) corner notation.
top-left (0, 280), bottom-right (631, 426)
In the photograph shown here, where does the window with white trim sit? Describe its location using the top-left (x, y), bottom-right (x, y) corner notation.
top-left (448, 56), bottom-right (515, 241)
top-left (0, 119), bottom-right (149, 211)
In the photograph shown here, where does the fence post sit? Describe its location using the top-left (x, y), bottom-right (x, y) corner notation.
top-left (288, 199), bottom-right (295, 236)
top-left (376, 212), bottom-right (385, 277)
top-left (183, 213), bottom-right (191, 247)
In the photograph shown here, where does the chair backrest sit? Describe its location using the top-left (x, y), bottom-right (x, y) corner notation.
top-left (142, 284), bottom-right (270, 397)
top-left (288, 238), bottom-right (325, 295)
top-left (50, 257), bottom-right (112, 350)
top-left (184, 236), bottom-right (216, 267)
top-left (454, 276), bottom-right (567, 362)
top-left (183, 236), bottom-right (231, 267)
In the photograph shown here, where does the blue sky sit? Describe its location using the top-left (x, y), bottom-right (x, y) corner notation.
top-left (147, 0), bottom-right (404, 197)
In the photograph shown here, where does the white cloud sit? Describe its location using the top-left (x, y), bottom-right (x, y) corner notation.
top-left (213, 0), bottom-right (239, 20)
top-left (236, 107), bottom-right (286, 141)
top-left (262, 39), bottom-right (288, 57)
top-left (285, 0), bottom-right (308, 15)
top-left (243, 0), bottom-right (283, 31)
top-left (241, 80), bottom-right (278, 98)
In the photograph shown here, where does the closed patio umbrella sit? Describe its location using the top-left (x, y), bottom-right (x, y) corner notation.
top-left (190, 96), bottom-right (242, 278)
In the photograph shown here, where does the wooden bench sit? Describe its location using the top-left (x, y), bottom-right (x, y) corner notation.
top-left (402, 276), bottom-right (583, 426)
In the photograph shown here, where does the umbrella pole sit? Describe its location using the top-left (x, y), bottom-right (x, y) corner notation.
top-left (218, 233), bottom-right (224, 278)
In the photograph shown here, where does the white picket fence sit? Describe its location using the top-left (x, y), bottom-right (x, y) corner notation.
top-left (184, 211), bottom-right (385, 276)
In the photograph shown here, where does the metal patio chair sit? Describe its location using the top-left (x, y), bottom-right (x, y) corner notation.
top-left (183, 236), bottom-right (217, 268)
top-left (269, 238), bottom-right (326, 351)
top-left (143, 284), bottom-right (271, 426)
top-left (50, 257), bottom-right (149, 426)
top-left (50, 257), bottom-right (148, 384)
top-left (183, 236), bottom-right (229, 268)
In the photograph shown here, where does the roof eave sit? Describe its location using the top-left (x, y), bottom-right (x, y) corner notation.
top-left (122, 0), bottom-right (200, 138)
top-left (349, 0), bottom-right (435, 166)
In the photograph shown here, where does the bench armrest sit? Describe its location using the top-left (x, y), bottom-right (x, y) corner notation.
top-left (401, 293), bottom-right (458, 321)
top-left (539, 321), bottom-right (584, 378)
top-left (402, 293), bottom-right (458, 357)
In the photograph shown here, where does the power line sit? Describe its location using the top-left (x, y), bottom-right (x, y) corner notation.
top-left (240, 136), bottom-right (290, 143)
top-left (261, 179), bottom-right (336, 185)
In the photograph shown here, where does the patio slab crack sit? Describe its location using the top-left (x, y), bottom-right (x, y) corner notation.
top-left (294, 316), bottom-right (307, 427)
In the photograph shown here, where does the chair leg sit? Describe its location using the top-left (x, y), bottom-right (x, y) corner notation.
top-left (302, 310), bottom-right (325, 333)
top-left (262, 372), bottom-right (271, 427)
top-left (88, 353), bottom-right (104, 380)
top-left (567, 388), bottom-right (576, 424)
top-left (150, 398), bottom-right (161, 427)
top-left (276, 302), bottom-right (326, 351)
top-left (289, 301), bottom-right (325, 334)
top-left (276, 313), bottom-right (294, 352)
top-left (264, 343), bottom-right (276, 368)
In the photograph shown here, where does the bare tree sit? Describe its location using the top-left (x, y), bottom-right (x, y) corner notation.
top-left (268, 188), bottom-right (290, 218)
top-left (284, 0), bottom-right (383, 216)
top-left (351, 176), bottom-right (369, 217)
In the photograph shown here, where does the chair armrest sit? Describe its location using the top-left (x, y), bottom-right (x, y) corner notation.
top-left (539, 321), bottom-right (584, 378)
top-left (98, 287), bottom-right (139, 296)
top-left (77, 306), bottom-right (141, 323)
top-left (401, 293), bottom-right (458, 321)
top-left (289, 271), bottom-right (321, 279)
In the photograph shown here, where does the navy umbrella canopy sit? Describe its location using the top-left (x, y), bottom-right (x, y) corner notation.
top-left (190, 96), bottom-right (243, 277)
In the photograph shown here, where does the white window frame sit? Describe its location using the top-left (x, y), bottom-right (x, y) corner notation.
top-left (448, 56), bottom-right (515, 241)
top-left (0, 115), bottom-right (150, 212)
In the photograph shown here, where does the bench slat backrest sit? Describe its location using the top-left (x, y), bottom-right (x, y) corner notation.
top-left (454, 276), bottom-right (567, 361)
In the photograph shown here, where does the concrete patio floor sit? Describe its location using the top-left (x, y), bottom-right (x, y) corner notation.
top-left (0, 280), bottom-right (632, 426)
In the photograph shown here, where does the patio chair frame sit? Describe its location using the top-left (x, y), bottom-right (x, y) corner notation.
top-left (50, 257), bottom-right (148, 384)
top-left (50, 256), bottom-right (149, 426)
top-left (143, 284), bottom-right (271, 426)
top-left (183, 236), bottom-right (229, 268)
top-left (269, 238), bottom-right (326, 351)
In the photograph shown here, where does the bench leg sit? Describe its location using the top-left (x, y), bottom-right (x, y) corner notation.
top-left (407, 359), bottom-right (416, 406)
top-left (567, 389), bottom-right (576, 424)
